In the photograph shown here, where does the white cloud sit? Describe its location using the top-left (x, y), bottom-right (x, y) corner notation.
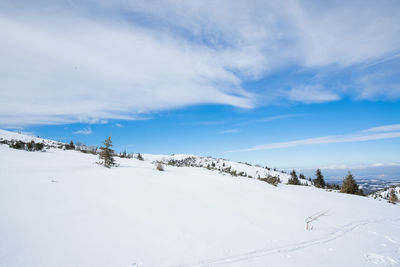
top-left (73, 127), bottom-right (92, 135)
top-left (227, 128), bottom-right (400, 152)
top-left (302, 162), bottom-right (400, 170)
top-left (287, 85), bottom-right (340, 104)
top-left (355, 69), bottom-right (400, 101)
top-left (0, 9), bottom-right (254, 127)
top-left (235, 114), bottom-right (302, 126)
top-left (220, 129), bottom-right (240, 134)
top-left (364, 124), bottom-right (400, 133)
top-left (0, 0), bottom-right (399, 126)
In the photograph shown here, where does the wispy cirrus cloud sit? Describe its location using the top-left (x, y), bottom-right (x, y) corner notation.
top-left (363, 124), bottom-right (400, 133)
top-left (235, 114), bottom-right (302, 126)
top-left (227, 125), bottom-right (400, 152)
top-left (286, 85), bottom-right (340, 104)
top-left (220, 129), bottom-right (240, 134)
top-left (73, 127), bottom-right (92, 135)
top-left (0, 0), bottom-right (399, 126)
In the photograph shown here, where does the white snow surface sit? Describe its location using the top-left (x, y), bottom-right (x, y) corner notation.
top-left (0, 133), bottom-right (400, 266)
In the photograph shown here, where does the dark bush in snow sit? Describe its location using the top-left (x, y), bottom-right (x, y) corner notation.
top-left (388, 189), bottom-right (398, 204)
top-left (259, 175), bottom-right (281, 186)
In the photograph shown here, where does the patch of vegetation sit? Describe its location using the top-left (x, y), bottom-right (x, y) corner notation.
top-left (259, 175), bottom-right (281, 186)
top-left (167, 157), bottom-right (197, 167)
top-left (7, 139), bottom-right (45, 152)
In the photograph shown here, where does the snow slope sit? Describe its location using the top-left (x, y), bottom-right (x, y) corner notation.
top-left (143, 153), bottom-right (297, 183)
top-left (0, 129), bottom-right (298, 183)
top-left (0, 136), bottom-right (400, 266)
top-left (0, 129), bottom-right (62, 146)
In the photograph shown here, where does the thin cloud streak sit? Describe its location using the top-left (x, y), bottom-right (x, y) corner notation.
top-left (220, 129), bottom-right (240, 134)
top-left (226, 131), bottom-right (400, 153)
top-left (73, 127), bottom-right (92, 135)
top-left (235, 114), bottom-right (302, 126)
top-left (364, 124), bottom-right (400, 132)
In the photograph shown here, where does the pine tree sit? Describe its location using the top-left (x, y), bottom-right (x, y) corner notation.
top-left (299, 173), bottom-right (305, 180)
top-left (340, 172), bottom-right (363, 195)
top-left (99, 136), bottom-right (116, 168)
top-left (288, 170), bottom-right (300, 185)
top-left (388, 188), bottom-right (398, 204)
top-left (314, 169), bottom-right (325, 188)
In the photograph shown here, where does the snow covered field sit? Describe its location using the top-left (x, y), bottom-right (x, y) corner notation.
top-left (0, 141), bottom-right (400, 266)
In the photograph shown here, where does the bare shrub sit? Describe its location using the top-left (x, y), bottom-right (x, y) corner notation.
top-left (156, 161), bottom-right (164, 171)
top-left (305, 210), bottom-right (328, 230)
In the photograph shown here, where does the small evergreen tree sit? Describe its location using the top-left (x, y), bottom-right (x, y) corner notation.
top-left (137, 153), bottom-right (144, 161)
top-left (288, 170), bottom-right (300, 185)
top-left (388, 188), bottom-right (398, 204)
top-left (314, 169), bottom-right (325, 188)
top-left (99, 136), bottom-right (116, 168)
top-left (299, 173), bottom-right (305, 180)
top-left (66, 140), bottom-right (75, 150)
top-left (340, 172), bottom-right (363, 195)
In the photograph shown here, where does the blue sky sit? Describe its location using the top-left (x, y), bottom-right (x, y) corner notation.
top-left (0, 0), bottom-right (399, 174)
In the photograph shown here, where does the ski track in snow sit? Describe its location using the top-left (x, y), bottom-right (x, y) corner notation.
top-left (173, 218), bottom-right (400, 267)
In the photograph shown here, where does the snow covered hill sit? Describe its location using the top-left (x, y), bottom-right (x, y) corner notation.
top-left (0, 130), bottom-right (400, 267)
top-left (369, 185), bottom-right (400, 203)
top-left (0, 129), bottom-right (63, 147)
top-left (0, 129), bottom-right (300, 184)
top-left (143, 153), bottom-right (297, 183)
